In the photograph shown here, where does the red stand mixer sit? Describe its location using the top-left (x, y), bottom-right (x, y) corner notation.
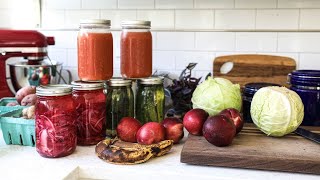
top-left (0, 29), bottom-right (55, 98)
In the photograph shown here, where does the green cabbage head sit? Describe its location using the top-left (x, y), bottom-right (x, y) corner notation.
top-left (191, 77), bottom-right (242, 116)
top-left (250, 86), bottom-right (304, 137)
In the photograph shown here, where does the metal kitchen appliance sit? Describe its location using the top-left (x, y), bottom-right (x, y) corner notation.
top-left (0, 29), bottom-right (64, 98)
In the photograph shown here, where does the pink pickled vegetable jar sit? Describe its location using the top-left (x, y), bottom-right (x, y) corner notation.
top-left (35, 85), bottom-right (77, 158)
top-left (71, 81), bottom-right (106, 145)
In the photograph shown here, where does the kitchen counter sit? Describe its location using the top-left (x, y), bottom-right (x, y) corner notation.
top-left (0, 131), bottom-right (319, 180)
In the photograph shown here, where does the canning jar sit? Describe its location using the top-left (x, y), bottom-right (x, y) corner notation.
top-left (242, 83), bottom-right (280, 123)
top-left (78, 19), bottom-right (113, 81)
top-left (120, 20), bottom-right (152, 78)
top-left (288, 70), bottom-right (320, 126)
top-left (105, 78), bottom-right (134, 137)
top-left (72, 81), bottom-right (106, 145)
top-left (136, 77), bottom-right (165, 124)
top-left (35, 85), bottom-right (77, 158)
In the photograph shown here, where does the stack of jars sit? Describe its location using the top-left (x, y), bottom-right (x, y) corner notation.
top-left (35, 19), bottom-right (165, 158)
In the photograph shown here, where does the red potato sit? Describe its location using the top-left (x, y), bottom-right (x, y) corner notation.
top-left (6, 102), bottom-right (19, 106)
top-left (162, 117), bottom-right (184, 144)
top-left (21, 94), bottom-right (37, 106)
top-left (15, 86), bottom-right (36, 104)
top-left (136, 122), bottom-right (165, 145)
top-left (116, 117), bottom-right (142, 143)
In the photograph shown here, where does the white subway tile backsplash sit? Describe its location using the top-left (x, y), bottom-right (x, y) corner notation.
top-left (47, 48), bottom-right (68, 67)
top-left (43, 0), bottom-right (81, 10)
top-left (82, 0), bottom-right (117, 9)
top-left (118, 0), bottom-right (154, 9)
top-left (175, 52), bottom-right (213, 71)
top-left (101, 10), bottom-right (136, 29)
top-left (137, 10), bottom-right (174, 29)
top-left (215, 10), bottom-right (255, 30)
top-left (299, 53), bottom-right (320, 70)
top-left (153, 51), bottom-right (176, 70)
top-left (0, 0), bottom-right (14, 9)
top-left (112, 31), bottom-right (121, 57)
top-left (114, 57), bottom-right (120, 70)
top-left (67, 49), bottom-right (77, 67)
top-left (236, 32), bottom-right (277, 52)
top-left (41, 10), bottom-right (65, 28)
top-left (65, 10), bottom-right (100, 28)
top-left (278, 33), bottom-right (320, 53)
top-left (300, 9), bottom-right (320, 29)
top-left (155, 0), bottom-right (193, 9)
top-left (0, 9), bottom-right (12, 28)
top-left (195, 0), bottom-right (234, 9)
top-left (257, 52), bottom-right (299, 65)
top-left (278, 0), bottom-right (320, 8)
top-left (235, 0), bottom-right (276, 8)
top-left (256, 10), bottom-right (299, 30)
top-left (156, 32), bottom-right (195, 50)
top-left (41, 30), bottom-right (78, 49)
top-left (175, 10), bottom-right (214, 30)
top-left (195, 32), bottom-right (235, 51)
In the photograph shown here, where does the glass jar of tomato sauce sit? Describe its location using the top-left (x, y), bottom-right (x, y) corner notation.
top-left (35, 85), bottom-right (77, 158)
top-left (78, 19), bottom-right (113, 81)
top-left (71, 81), bottom-right (106, 145)
top-left (120, 20), bottom-right (152, 78)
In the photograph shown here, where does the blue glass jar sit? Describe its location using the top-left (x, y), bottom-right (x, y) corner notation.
top-left (288, 70), bottom-right (320, 126)
top-left (242, 82), bottom-right (280, 123)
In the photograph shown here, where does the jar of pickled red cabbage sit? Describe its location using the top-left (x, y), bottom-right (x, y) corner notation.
top-left (72, 81), bottom-right (106, 145)
top-left (78, 19), bottom-right (113, 81)
top-left (120, 20), bottom-right (152, 78)
top-left (105, 78), bottom-right (134, 137)
top-left (35, 85), bottom-right (76, 158)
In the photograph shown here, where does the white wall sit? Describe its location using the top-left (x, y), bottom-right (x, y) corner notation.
top-left (2, 0), bottom-right (320, 81)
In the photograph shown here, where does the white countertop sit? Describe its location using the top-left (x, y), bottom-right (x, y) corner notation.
top-left (0, 131), bottom-right (319, 180)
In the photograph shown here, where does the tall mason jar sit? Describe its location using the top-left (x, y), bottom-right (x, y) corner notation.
top-left (77, 19), bottom-right (113, 81)
top-left (72, 81), bottom-right (106, 145)
top-left (136, 77), bottom-right (165, 124)
top-left (120, 20), bottom-right (152, 78)
top-left (105, 78), bottom-right (134, 137)
top-left (35, 85), bottom-right (77, 158)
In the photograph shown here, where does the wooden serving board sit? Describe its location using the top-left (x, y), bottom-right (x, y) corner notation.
top-left (213, 54), bottom-right (296, 87)
top-left (180, 124), bottom-right (320, 175)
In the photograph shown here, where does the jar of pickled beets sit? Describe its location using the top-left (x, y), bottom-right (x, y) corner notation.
top-left (71, 81), bottom-right (106, 145)
top-left (35, 85), bottom-right (77, 158)
top-left (78, 19), bottom-right (113, 81)
top-left (120, 20), bottom-right (152, 78)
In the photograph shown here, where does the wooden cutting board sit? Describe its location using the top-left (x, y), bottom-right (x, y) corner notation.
top-left (180, 124), bottom-right (320, 175)
top-left (213, 54), bottom-right (296, 87)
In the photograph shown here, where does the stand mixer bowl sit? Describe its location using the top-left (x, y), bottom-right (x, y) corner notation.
top-left (7, 59), bottom-right (72, 93)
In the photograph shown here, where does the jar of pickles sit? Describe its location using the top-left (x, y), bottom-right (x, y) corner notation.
top-left (35, 85), bottom-right (76, 158)
top-left (105, 78), bottom-right (134, 137)
top-left (136, 77), bottom-right (165, 124)
top-left (71, 81), bottom-right (106, 145)
top-left (120, 20), bottom-right (152, 78)
top-left (78, 19), bottom-right (113, 81)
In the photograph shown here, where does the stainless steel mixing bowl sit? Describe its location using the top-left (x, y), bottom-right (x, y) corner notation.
top-left (7, 59), bottom-right (72, 93)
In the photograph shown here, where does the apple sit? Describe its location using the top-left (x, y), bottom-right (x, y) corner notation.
top-left (219, 108), bottom-right (244, 134)
top-left (183, 108), bottom-right (208, 135)
top-left (116, 117), bottom-right (142, 143)
top-left (136, 122), bottom-right (165, 145)
top-left (162, 117), bottom-right (184, 144)
top-left (202, 115), bottom-right (236, 147)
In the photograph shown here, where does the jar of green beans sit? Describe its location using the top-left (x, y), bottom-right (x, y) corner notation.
top-left (135, 77), bottom-right (165, 124)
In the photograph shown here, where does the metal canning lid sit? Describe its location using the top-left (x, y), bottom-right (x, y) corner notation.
top-left (121, 20), bottom-right (151, 29)
top-left (36, 85), bottom-right (72, 96)
top-left (138, 77), bottom-right (163, 85)
top-left (71, 80), bottom-right (104, 90)
top-left (107, 78), bottom-right (132, 87)
top-left (80, 19), bottom-right (111, 26)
